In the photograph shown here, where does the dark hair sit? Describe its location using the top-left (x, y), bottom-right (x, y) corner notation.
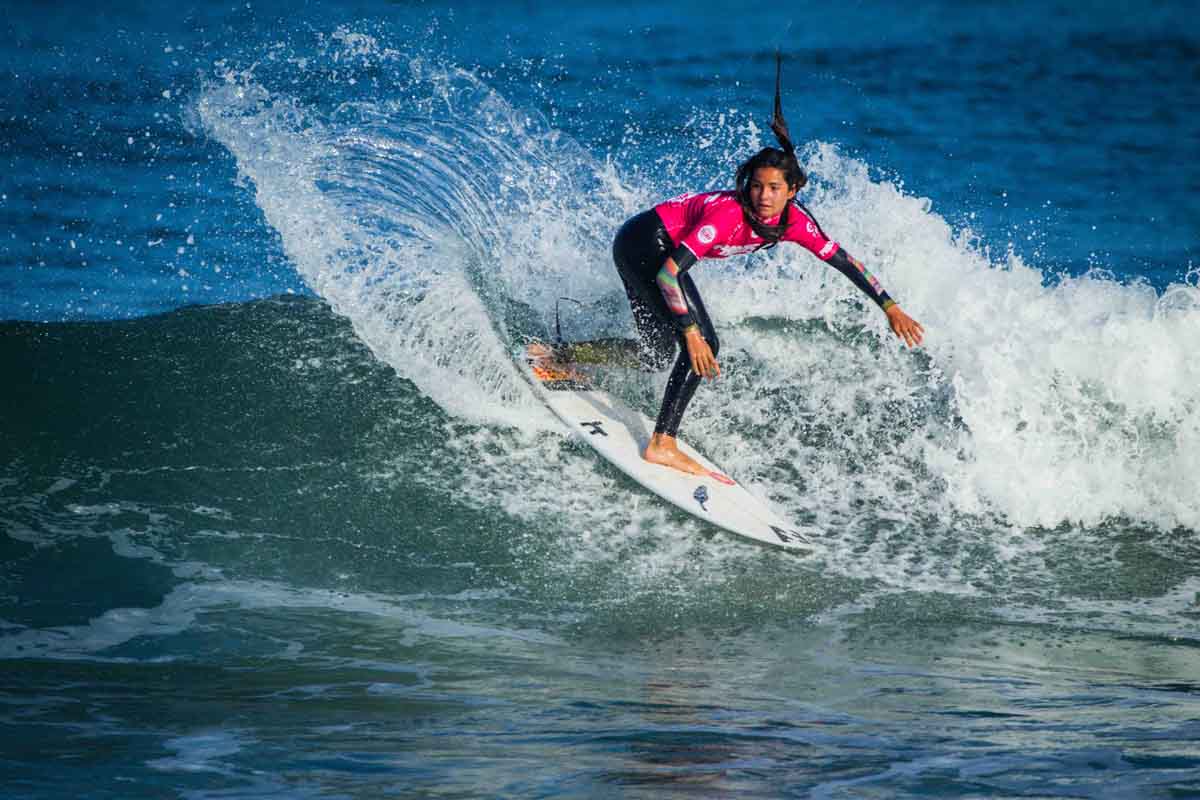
top-left (735, 52), bottom-right (808, 245)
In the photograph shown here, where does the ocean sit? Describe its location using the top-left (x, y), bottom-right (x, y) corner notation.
top-left (3, 1), bottom-right (1200, 796)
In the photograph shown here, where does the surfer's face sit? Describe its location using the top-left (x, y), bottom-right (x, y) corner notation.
top-left (747, 167), bottom-right (797, 220)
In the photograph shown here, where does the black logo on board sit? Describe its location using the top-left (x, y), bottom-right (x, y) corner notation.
top-left (580, 420), bottom-right (607, 437)
top-left (770, 525), bottom-right (812, 546)
top-left (693, 485), bottom-right (709, 512)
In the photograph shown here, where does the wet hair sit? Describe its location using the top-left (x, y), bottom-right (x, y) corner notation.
top-left (735, 52), bottom-right (808, 245)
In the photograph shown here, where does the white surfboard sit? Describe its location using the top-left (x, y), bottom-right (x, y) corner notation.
top-left (522, 345), bottom-right (822, 552)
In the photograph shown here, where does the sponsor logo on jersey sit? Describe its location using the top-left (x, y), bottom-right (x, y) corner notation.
top-left (697, 225), bottom-right (717, 244)
top-left (713, 244), bottom-right (758, 257)
top-left (819, 241), bottom-right (838, 258)
top-left (806, 221), bottom-right (818, 236)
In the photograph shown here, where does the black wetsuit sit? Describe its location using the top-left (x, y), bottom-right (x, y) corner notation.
top-left (602, 192), bottom-right (896, 439)
top-left (611, 209), bottom-right (719, 438)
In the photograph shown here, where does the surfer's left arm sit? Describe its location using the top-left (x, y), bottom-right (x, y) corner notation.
top-left (792, 208), bottom-right (921, 345)
top-left (788, 209), bottom-right (923, 347)
top-left (824, 247), bottom-right (924, 347)
top-left (883, 303), bottom-right (923, 348)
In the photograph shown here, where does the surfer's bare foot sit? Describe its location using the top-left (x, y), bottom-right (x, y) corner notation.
top-left (526, 341), bottom-right (556, 361)
top-left (643, 433), bottom-right (709, 476)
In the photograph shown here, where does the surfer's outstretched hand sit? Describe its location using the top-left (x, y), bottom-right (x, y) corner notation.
top-left (685, 328), bottom-right (720, 379)
top-left (886, 305), bottom-right (925, 348)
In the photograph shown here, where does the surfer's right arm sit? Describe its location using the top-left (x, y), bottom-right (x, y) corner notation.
top-left (655, 254), bottom-right (720, 379)
top-left (655, 255), bottom-right (696, 331)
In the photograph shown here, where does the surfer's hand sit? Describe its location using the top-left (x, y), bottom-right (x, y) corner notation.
top-left (886, 305), bottom-right (924, 348)
top-left (685, 328), bottom-right (720, 379)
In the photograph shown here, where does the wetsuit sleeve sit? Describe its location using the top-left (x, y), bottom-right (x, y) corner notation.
top-left (785, 207), bottom-right (896, 311)
top-left (824, 247), bottom-right (896, 312)
top-left (656, 255), bottom-right (698, 331)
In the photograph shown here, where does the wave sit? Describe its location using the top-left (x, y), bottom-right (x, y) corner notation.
top-left (192, 31), bottom-right (1200, 546)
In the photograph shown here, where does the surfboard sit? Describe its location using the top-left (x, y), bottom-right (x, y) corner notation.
top-left (521, 344), bottom-right (821, 552)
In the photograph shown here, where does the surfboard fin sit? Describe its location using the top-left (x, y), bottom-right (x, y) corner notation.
top-left (554, 296), bottom-right (585, 347)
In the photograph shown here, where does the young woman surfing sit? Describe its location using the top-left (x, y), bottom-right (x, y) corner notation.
top-left (559, 56), bottom-right (924, 477)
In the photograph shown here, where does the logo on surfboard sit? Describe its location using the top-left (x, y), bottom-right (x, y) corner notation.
top-left (707, 470), bottom-right (734, 486)
top-left (770, 525), bottom-right (812, 546)
top-left (693, 485), bottom-right (709, 512)
top-left (580, 420), bottom-right (607, 437)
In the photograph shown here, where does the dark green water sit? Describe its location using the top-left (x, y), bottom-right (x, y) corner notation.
top-left (3, 298), bottom-right (1199, 797)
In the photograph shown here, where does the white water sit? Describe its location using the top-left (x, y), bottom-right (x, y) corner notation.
top-left (194, 33), bottom-right (1200, 600)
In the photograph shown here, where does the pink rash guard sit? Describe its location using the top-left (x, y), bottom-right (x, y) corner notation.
top-left (654, 191), bottom-right (839, 262)
top-left (649, 190), bottom-right (895, 331)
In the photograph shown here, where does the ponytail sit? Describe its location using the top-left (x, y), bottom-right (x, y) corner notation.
top-left (735, 51), bottom-right (807, 245)
top-left (771, 50), bottom-right (795, 158)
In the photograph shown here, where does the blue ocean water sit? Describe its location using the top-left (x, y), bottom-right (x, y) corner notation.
top-left (3, 1), bottom-right (1200, 797)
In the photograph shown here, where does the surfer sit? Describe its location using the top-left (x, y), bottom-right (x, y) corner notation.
top-left (557, 55), bottom-right (924, 477)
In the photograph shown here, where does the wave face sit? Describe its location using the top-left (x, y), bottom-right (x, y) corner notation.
top-left (192, 36), bottom-right (1200, 541)
top-left (4, 4), bottom-right (1200, 798)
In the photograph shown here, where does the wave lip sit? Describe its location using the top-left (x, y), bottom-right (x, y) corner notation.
top-left (194, 42), bottom-right (631, 426)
